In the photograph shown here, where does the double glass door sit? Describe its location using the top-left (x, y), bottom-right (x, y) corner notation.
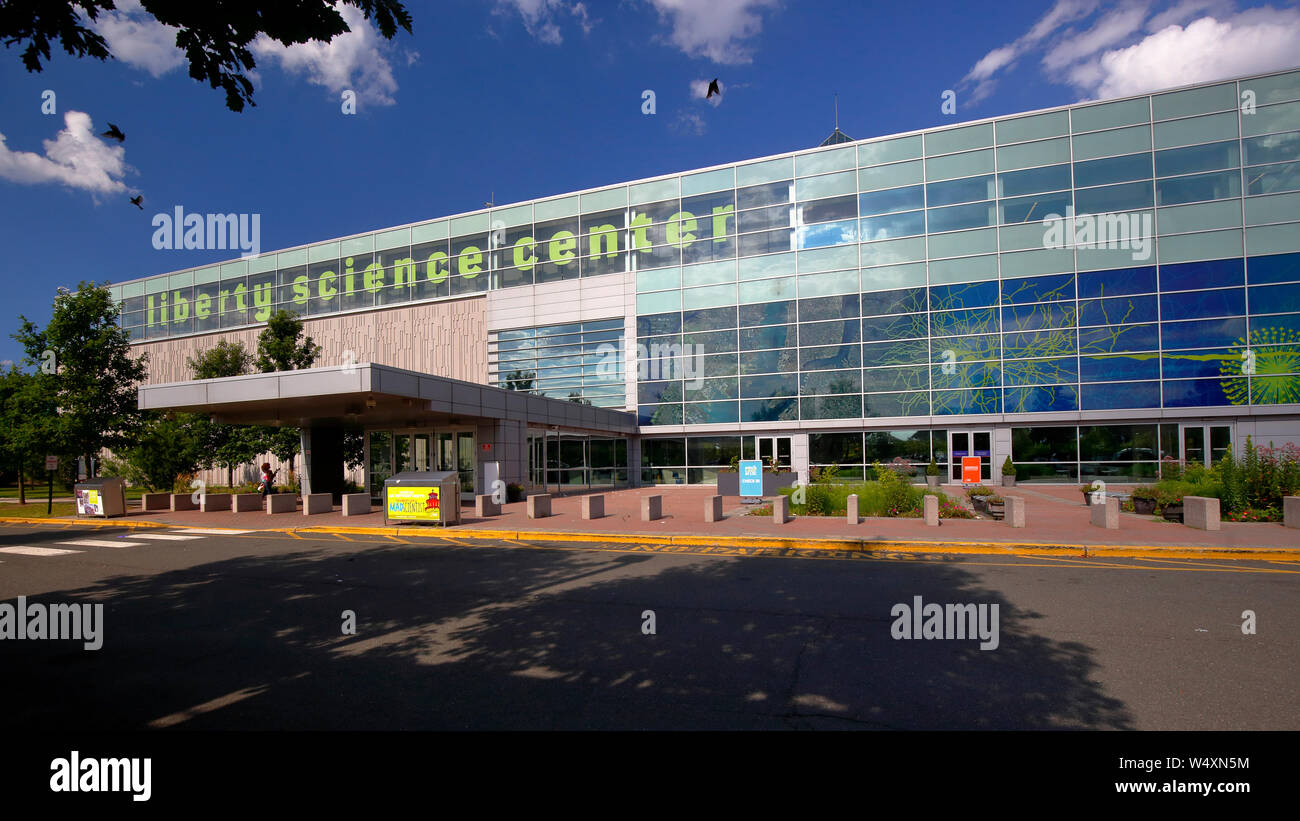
top-left (949, 430), bottom-right (992, 482)
top-left (1181, 424), bottom-right (1232, 468)
top-left (387, 429), bottom-right (475, 500)
top-left (746, 436), bottom-right (791, 469)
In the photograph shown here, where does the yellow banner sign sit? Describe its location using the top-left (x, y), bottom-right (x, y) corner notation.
top-left (387, 486), bottom-right (441, 521)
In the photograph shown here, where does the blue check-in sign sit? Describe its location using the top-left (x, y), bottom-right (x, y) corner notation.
top-left (739, 460), bottom-right (764, 496)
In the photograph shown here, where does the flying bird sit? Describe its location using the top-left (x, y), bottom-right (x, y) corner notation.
top-left (102, 123), bottom-right (125, 142)
top-left (129, 195), bottom-right (143, 210)
top-left (706, 78), bottom-right (720, 99)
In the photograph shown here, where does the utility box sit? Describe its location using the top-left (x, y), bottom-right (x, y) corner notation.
top-left (74, 477), bottom-right (127, 518)
top-left (383, 470), bottom-right (461, 527)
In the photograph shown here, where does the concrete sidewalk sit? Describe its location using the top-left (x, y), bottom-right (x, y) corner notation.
top-left (12, 483), bottom-right (1300, 555)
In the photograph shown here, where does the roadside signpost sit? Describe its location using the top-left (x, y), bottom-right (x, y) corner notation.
top-left (45, 455), bottom-right (58, 515)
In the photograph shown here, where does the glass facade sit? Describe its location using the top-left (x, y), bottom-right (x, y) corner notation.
top-left (113, 70), bottom-right (1300, 425)
top-left (490, 319), bottom-right (625, 408)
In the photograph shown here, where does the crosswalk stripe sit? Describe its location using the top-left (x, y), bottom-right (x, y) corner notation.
top-left (58, 539), bottom-right (146, 548)
top-left (0, 546), bottom-right (83, 556)
top-left (132, 533), bottom-right (204, 541)
top-left (170, 528), bottom-right (254, 535)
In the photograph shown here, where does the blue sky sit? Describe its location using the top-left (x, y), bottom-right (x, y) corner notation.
top-left (1, 0), bottom-right (1298, 364)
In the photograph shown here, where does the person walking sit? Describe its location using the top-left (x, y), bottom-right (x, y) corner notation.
top-left (259, 462), bottom-right (277, 500)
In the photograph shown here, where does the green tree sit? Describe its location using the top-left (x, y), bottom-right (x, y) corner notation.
top-left (12, 282), bottom-right (147, 477)
top-left (108, 411), bottom-right (208, 492)
top-left (264, 425), bottom-right (302, 487)
top-left (186, 338), bottom-right (264, 486)
top-left (0, 365), bottom-right (55, 504)
top-left (256, 309), bottom-right (321, 373)
top-left (187, 339), bottom-right (253, 379)
top-left (2, 0), bottom-right (413, 112)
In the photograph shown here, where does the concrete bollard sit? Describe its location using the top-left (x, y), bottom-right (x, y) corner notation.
top-left (1183, 495), bottom-right (1220, 531)
top-left (705, 495), bottom-right (723, 523)
top-left (641, 495), bottom-right (662, 521)
top-left (170, 493), bottom-right (198, 512)
top-left (527, 493), bottom-right (551, 519)
top-left (200, 493), bottom-right (231, 513)
top-left (303, 492), bottom-right (332, 515)
top-left (1286, 496), bottom-right (1300, 529)
top-left (773, 495), bottom-right (789, 524)
top-left (142, 492), bottom-right (170, 511)
top-left (233, 493), bottom-right (263, 512)
top-left (342, 493), bottom-right (370, 516)
top-left (266, 493), bottom-right (296, 514)
top-left (1090, 497), bottom-right (1119, 529)
top-left (1006, 496), bottom-right (1025, 528)
top-left (581, 494), bottom-right (604, 520)
top-left (846, 493), bottom-right (860, 525)
top-left (924, 494), bottom-right (939, 526)
top-left (474, 494), bottom-right (500, 518)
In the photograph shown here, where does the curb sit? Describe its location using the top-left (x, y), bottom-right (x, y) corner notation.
top-left (4, 517), bottom-right (1296, 562)
top-left (291, 524), bottom-right (1300, 561)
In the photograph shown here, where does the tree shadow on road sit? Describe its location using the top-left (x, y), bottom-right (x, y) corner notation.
top-left (0, 538), bottom-right (1132, 730)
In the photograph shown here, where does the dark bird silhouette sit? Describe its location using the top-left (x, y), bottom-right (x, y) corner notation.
top-left (129, 195), bottom-right (143, 210)
top-left (706, 78), bottom-right (720, 99)
top-left (102, 123), bottom-right (125, 142)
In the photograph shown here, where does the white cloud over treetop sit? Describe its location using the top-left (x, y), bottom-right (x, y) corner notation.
top-left (0, 112), bottom-right (134, 195)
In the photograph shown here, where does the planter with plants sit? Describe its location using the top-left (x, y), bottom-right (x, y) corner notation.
top-left (1130, 486), bottom-right (1158, 515)
top-left (985, 493), bottom-right (1006, 520)
top-left (1080, 482), bottom-right (1103, 505)
top-left (965, 484), bottom-right (994, 512)
top-left (1157, 489), bottom-right (1184, 522)
top-left (1000, 457), bottom-right (1017, 487)
top-left (925, 460), bottom-right (941, 488)
top-left (717, 455), bottom-right (796, 496)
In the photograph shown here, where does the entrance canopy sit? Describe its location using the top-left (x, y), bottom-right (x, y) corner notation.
top-left (137, 363), bottom-right (637, 435)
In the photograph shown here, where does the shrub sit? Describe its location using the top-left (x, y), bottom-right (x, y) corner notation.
top-left (985, 494), bottom-right (1004, 504)
top-left (1080, 482), bottom-right (1101, 495)
top-left (778, 477), bottom-right (924, 518)
top-left (1001, 457), bottom-right (1016, 476)
top-left (1130, 486), bottom-right (1159, 501)
top-left (506, 483), bottom-right (525, 503)
top-left (809, 464), bottom-right (841, 484)
top-left (965, 484), bottom-right (994, 499)
top-left (1160, 456), bottom-right (1184, 481)
top-left (925, 459), bottom-right (940, 477)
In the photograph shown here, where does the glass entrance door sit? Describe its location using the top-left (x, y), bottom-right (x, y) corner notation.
top-left (753, 436), bottom-right (791, 469)
top-left (1181, 424), bottom-right (1231, 468)
top-left (949, 430), bottom-right (992, 482)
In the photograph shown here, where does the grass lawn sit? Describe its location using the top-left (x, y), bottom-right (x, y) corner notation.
top-left (0, 502), bottom-right (78, 518)
top-left (0, 484), bottom-right (149, 501)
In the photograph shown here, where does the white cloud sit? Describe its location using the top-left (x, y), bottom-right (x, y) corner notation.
top-left (961, 0), bottom-right (1099, 102)
top-left (492, 0), bottom-right (596, 44)
top-left (960, 1), bottom-right (1300, 104)
top-left (90, 0), bottom-right (186, 77)
top-left (1071, 8), bottom-right (1300, 99)
top-left (91, 0), bottom-right (404, 106)
top-left (647, 0), bottom-right (780, 64)
top-left (1041, 4), bottom-right (1147, 70)
top-left (250, 4), bottom-right (400, 105)
top-left (671, 111), bottom-right (708, 135)
top-left (0, 111), bottom-right (134, 195)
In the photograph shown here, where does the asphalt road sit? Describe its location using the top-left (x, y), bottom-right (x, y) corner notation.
top-left (1, 521), bottom-right (1296, 730)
